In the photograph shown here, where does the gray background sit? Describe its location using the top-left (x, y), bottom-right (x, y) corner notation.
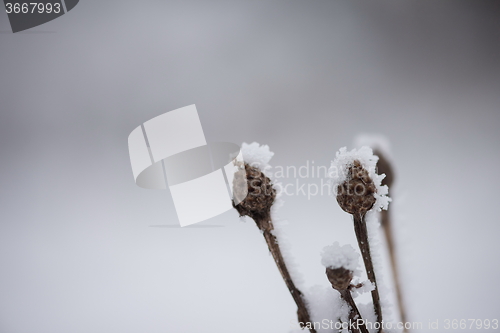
top-left (1, 1), bottom-right (499, 332)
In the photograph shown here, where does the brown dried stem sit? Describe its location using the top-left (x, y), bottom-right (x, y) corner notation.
top-left (353, 214), bottom-right (383, 332)
top-left (339, 289), bottom-right (370, 333)
top-left (257, 216), bottom-right (317, 333)
top-left (375, 149), bottom-right (408, 331)
top-left (336, 160), bottom-right (383, 331)
top-left (233, 164), bottom-right (316, 332)
top-left (325, 267), bottom-right (369, 333)
top-left (381, 207), bottom-right (407, 331)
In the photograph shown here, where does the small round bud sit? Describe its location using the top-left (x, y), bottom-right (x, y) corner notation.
top-left (232, 163), bottom-right (276, 224)
top-left (321, 242), bottom-right (359, 290)
top-left (336, 160), bottom-right (376, 217)
top-left (326, 267), bottom-right (353, 291)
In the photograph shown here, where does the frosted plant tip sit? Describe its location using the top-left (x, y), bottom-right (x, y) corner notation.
top-left (336, 160), bottom-right (377, 217)
top-left (325, 267), bottom-right (353, 291)
top-left (232, 163), bottom-right (276, 226)
top-left (329, 146), bottom-right (391, 213)
top-left (321, 242), bottom-right (359, 271)
top-left (321, 242), bottom-right (360, 291)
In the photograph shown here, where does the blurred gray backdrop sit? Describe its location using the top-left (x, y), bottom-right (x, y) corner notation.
top-left (1, 1), bottom-right (499, 332)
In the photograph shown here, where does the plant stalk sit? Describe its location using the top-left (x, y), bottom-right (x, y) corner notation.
top-left (257, 216), bottom-right (316, 333)
top-left (381, 210), bottom-right (408, 332)
top-left (353, 214), bottom-right (382, 332)
top-left (339, 289), bottom-right (370, 333)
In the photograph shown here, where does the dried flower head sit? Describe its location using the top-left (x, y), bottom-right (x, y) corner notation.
top-left (329, 146), bottom-right (391, 215)
top-left (326, 266), bottom-right (354, 291)
top-left (321, 242), bottom-right (359, 290)
top-left (233, 163), bottom-right (276, 224)
top-left (336, 160), bottom-right (377, 217)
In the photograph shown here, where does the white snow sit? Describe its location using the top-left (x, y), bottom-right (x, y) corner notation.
top-left (321, 242), bottom-right (359, 272)
top-left (357, 302), bottom-right (378, 333)
top-left (350, 280), bottom-right (375, 299)
top-left (240, 142), bottom-right (274, 171)
top-left (304, 285), bottom-right (350, 333)
top-left (328, 146), bottom-right (391, 212)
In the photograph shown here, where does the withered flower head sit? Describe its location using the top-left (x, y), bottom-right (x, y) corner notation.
top-left (336, 160), bottom-right (377, 217)
top-left (232, 163), bottom-right (276, 224)
top-left (326, 267), bottom-right (354, 291)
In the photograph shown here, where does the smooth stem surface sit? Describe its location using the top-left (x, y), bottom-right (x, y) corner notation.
top-left (381, 210), bottom-right (408, 332)
top-left (339, 289), bottom-right (370, 333)
top-left (353, 215), bottom-right (382, 332)
top-left (258, 218), bottom-right (316, 333)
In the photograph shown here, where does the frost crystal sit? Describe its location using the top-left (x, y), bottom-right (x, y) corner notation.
top-left (240, 142), bottom-right (274, 171)
top-left (321, 242), bottom-right (359, 272)
top-left (329, 146), bottom-right (391, 212)
top-left (350, 280), bottom-right (376, 299)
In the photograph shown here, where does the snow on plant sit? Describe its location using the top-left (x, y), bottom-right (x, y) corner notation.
top-left (328, 146), bottom-right (392, 333)
top-left (231, 141), bottom-right (405, 333)
top-left (321, 242), bottom-right (370, 333)
top-left (239, 142), bottom-right (274, 171)
top-left (329, 146), bottom-right (390, 213)
top-left (232, 142), bottom-right (314, 332)
top-left (354, 135), bottom-right (407, 330)
top-left (321, 242), bottom-right (360, 273)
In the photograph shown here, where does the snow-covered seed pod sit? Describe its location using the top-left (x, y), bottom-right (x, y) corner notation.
top-left (321, 242), bottom-right (359, 291)
top-left (232, 163), bottom-right (276, 223)
top-left (326, 266), bottom-right (354, 291)
top-left (322, 242), bottom-right (371, 333)
top-left (336, 160), bottom-right (377, 218)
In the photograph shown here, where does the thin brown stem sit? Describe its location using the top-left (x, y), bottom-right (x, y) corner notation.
top-left (374, 148), bottom-right (407, 331)
top-left (353, 214), bottom-right (382, 332)
top-left (381, 210), bottom-right (408, 332)
top-left (257, 216), bottom-right (316, 333)
top-left (339, 289), bottom-right (370, 333)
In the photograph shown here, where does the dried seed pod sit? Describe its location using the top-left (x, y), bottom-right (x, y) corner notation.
top-left (326, 267), bottom-right (354, 291)
top-left (336, 160), bottom-right (376, 217)
top-left (232, 163), bottom-right (276, 224)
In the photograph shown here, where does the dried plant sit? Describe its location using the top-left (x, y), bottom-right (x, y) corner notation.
top-left (322, 242), bottom-right (370, 333)
top-left (329, 147), bottom-right (391, 333)
top-left (232, 143), bottom-right (405, 333)
top-left (336, 160), bottom-right (383, 328)
top-left (233, 163), bottom-right (316, 333)
top-left (374, 148), bottom-right (408, 332)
